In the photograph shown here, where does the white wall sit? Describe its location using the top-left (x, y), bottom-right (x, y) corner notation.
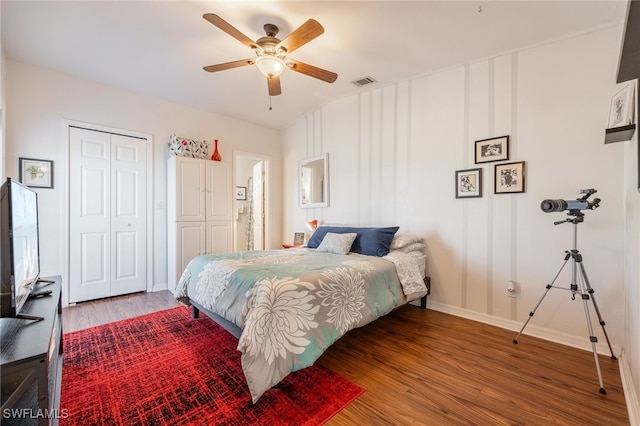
top-left (622, 80), bottom-right (639, 423)
top-left (284, 25), bottom-right (634, 365)
top-left (0, 0), bottom-right (6, 182)
top-left (5, 60), bottom-right (283, 300)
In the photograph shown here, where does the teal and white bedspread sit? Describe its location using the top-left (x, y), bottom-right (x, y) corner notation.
top-left (175, 247), bottom-right (427, 403)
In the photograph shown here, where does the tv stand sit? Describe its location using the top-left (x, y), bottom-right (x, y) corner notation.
top-left (1, 275), bottom-right (63, 425)
top-left (13, 313), bottom-right (44, 322)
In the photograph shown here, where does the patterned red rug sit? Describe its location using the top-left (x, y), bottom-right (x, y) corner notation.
top-left (60, 307), bottom-right (363, 425)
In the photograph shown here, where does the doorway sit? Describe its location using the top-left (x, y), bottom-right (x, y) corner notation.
top-left (234, 152), bottom-right (270, 251)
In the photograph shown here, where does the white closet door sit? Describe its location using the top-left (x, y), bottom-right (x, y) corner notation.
top-left (69, 127), bottom-right (147, 303)
top-left (70, 128), bottom-right (111, 302)
top-left (110, 134), bottom-right (147, 296)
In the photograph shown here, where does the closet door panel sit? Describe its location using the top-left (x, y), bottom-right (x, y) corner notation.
top-left (110, 134), bottom-right (147, 296)
top-left (69, 128), bottom-right (111, 302)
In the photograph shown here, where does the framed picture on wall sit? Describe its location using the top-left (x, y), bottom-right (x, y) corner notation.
top-left (19, 157), bottom-right (54, 189)
top-left (235, 186), bottom-right (246, 200)
top-left (455, 168), bottom-right (483, 198)
top-left (495, 161), bottom-right (525, 194)
top-left (475, 136), bottom-right (510, 164)
top-left (608, 81), bottom-right (635, 128)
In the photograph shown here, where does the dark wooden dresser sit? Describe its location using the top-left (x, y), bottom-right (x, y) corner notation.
top-left (1, 276), bottom-right (63, 426)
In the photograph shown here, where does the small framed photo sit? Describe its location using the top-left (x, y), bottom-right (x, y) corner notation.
top-left (475, 135), bottom-right (509, 164)
top-left (19, 158), bottom-right (54, 189)
top-left (455, 168), bottom-right (483, 198)
top-left (495, 161), bottom-right (525, 194)
top-left (235, 186), bottom-right (246, 200)
top-left (608, 82), bottom-right (635, 128)
top-left (293, 232), bottom-right (305, 246)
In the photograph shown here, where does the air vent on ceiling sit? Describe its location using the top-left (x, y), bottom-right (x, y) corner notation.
top-left (352, 76), bottom-right (377, 87)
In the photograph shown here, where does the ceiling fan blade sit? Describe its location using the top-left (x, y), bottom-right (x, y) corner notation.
top-left (287, 60), bottom-right (337, 83)
top-left (276, 19), bottom-right (324, 54)
top-left (203, 59), bottom-right (254, 73)
top-left (268, 76), bottom-right (282, 96)
top-left (203, 14), bottom-right (258, 50)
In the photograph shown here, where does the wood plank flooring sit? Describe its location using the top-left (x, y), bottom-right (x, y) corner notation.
top-left (62, 290), bottom-right (180, 332)
top-left (62, 292), bottom-right (629, 425)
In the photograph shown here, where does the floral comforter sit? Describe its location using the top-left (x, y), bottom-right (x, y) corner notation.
top-left (174, 247), bottom-right (427, 403)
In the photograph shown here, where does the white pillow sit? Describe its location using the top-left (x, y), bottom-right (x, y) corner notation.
top-left (316, 232), bottom-right (357, 255)
top-left (393, 242), bottom-right (427, 253)
top-left (390, 233), bottom-right (423, 250)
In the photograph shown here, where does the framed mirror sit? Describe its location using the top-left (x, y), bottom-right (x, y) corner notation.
top-left (299, 153), bottom-right (329, 208)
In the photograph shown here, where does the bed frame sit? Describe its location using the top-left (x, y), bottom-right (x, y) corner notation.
top-left (190, 299), bottom-right (243, 338)
top-left (190, 276), bottom-right (430, 339)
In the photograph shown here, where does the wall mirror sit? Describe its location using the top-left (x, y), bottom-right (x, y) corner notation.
top-left (299, 153), bottom-right (329, 208)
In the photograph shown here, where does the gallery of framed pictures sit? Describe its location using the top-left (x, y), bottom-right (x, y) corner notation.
top-left (456, 135), bottom-right (526, 198)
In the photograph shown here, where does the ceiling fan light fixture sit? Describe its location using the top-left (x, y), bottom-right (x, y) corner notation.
top-left (255, 55), bottom-right (286, 78)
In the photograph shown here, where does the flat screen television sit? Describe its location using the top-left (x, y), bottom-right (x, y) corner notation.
top-left (0, 177), bottom-right (41, 318)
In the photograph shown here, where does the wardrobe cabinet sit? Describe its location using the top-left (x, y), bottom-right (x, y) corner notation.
top-left (167, 156), bottom-right (232, 293)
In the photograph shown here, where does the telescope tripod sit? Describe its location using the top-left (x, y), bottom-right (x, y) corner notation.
top-left (513, 213), bottom-right (616, 394)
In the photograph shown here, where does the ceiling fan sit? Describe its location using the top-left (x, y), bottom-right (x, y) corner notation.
top-left (202, 14), bottom-right (338, 96)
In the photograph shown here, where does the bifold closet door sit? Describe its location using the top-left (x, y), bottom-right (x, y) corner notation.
top-left (69, 127), bottom-right (147, 303)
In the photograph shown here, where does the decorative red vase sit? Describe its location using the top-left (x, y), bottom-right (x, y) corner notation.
top-left (211, 139), bottom-right (222, 161)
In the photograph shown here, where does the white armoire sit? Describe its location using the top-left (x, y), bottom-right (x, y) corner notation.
top-left (167, 156), bottom-right (233, 293)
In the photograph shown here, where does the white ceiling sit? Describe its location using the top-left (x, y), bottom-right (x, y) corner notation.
top-left (1, 1), bottom-right (628, 130)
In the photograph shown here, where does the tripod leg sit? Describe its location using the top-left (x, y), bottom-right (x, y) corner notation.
top-left (576, 262), bottom-right (607, 394)
top-left (578, 262), bottom-right (617, 360)
top-left (513, 258), bottom-right (569, 344)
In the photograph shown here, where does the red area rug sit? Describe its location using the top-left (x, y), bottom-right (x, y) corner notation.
top-left (60, 307), bottom-right (363, 425)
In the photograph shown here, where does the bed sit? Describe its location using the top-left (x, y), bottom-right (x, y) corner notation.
top-left (174, 226), bottom-right (429, 403)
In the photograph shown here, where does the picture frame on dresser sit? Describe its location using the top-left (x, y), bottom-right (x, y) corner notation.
top-left (293, 232), bottom-right (305, 246)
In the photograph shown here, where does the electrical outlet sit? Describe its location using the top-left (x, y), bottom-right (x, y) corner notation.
top-left (507, 280), bottom-right (518, 298)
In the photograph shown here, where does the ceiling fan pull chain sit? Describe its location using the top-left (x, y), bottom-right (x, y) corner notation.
top-left (269, 96), bottom-right (273, 111)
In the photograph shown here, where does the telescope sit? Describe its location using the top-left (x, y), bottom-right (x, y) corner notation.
top-left (517, 186), bottom-right (615, 395)
top-left (540, 188), bottom-right (600, 213)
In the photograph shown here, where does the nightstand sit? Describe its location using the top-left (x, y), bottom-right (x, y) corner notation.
top-left (282, 244), bottom-right (301, 249)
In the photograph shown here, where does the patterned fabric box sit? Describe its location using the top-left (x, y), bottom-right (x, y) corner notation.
top-left (169, 134), bottom-right (208, 159)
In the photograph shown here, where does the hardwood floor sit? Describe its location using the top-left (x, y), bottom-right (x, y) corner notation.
top-left (62, 292), bottom-right (629, 425)
top-left (62, 290), bottom-right (180, 333)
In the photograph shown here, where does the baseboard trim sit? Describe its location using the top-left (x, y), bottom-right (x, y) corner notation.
top-left (619, 351), bottom-right (640, 426)
top-left (151, 282), bottom-right (169, 292)
top-left (427, 301), bottom-right (622, 356)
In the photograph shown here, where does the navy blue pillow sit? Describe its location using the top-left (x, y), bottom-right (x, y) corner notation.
top-left (307, 226), bottom-right (399, 257)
